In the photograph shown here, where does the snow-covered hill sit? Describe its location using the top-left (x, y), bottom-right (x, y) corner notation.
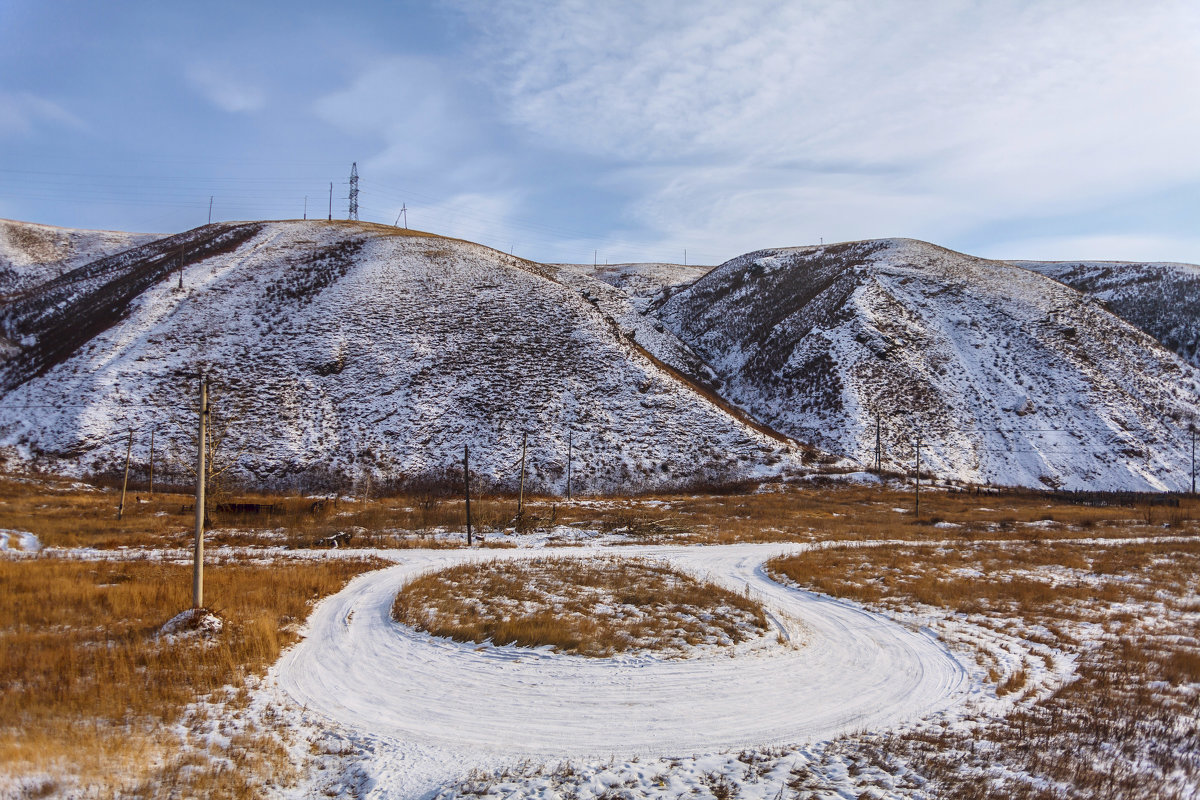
top-left (0, 220), bottom-right (801, 492)
top-left (1013, 259), bottom-right (1200, 368)
top-left (0, 218), bottom-right (161, 297)
top-left (658, 239), bottom-right (1200, 490)
top-left (2, 219), bottom-right (1194, 492)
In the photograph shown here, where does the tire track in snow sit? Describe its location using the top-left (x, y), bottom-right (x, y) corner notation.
top-left (274, 543), bottom-right (970, 759)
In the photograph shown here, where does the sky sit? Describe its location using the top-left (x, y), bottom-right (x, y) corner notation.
top-left (1, 0), bottom-right (1198, 266)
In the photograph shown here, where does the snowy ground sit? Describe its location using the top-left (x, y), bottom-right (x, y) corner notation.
top-left (263, 541), bottom-right (1076, 799)
top-left (5, 531), bottom-right (1194, 799)
top-left (0, 529), bottom-right (40, 552)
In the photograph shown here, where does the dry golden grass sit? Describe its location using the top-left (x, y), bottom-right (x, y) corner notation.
top-left (5, 469), bottom-right (1196, 551)
top-left (0, 473), bottom-right (196, 548)
top-left (768, 539), bottom-right (1200, 799)
top-left (0, 555), bottom-right (385, 797)
top-left (393, 557), bottom-right (768, 657)
top-left (506, 483), bottom-right (1198, 547)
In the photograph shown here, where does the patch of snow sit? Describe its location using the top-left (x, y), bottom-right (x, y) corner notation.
top-left (0, 529), bottom-right (41, 553)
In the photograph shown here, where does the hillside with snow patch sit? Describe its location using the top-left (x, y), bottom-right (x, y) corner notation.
top-left (1013, 259), bottom-right (1200, 368)
top-left (658, 239), bottom-right (1200, 490)
top-left (554, 261), bottom-right (721, 385)
top-left (0, 220), bottom-right (802, 492)
top-left (0, 218), bottom-right (161, 297)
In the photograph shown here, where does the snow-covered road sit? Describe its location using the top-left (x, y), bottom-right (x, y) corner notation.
top-left (274, 543), bottom-right (969, 760)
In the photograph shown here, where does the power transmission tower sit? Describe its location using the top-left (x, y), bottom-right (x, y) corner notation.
top-left (348, 162), bottom-right (359, 220)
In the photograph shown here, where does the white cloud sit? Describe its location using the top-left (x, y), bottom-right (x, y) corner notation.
top-left (186, 64), bottom-right (265, 113)
top-left (979, 233), bottom-right (1200, 264)
top-left (0, 91), bottom-right (84, 137)
top-left (314, 56), bottom-right (480, 174)
top-left (457, 0), bottom-right (1200, 261)
top-left (398, 191), bottom-right (524, 250)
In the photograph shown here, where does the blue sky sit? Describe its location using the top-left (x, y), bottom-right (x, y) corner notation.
top-left (2, 0), bottom-right (1198, 265)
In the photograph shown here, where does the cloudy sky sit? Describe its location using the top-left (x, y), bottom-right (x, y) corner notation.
top-left (2, 0), bottom-right (1198, 265)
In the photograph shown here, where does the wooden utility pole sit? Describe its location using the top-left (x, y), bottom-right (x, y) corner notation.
top-left (517, 433), bottom-right (528, 515)
top-left (193, 375), bottom-right (208, 608)
top-left (117, 429), bottom-right (133, 520)
top-left (148, 428), bottom-right (154, 495)
top-left (566, 431), bottom-right (573, 501)
top-left (914, 431), bottom-right (922, 520)
top-left (1192, 427), bottom-right (1196, 495)
top-left (875, 415), bottom-right (882, 472)
top-left (463, 445), bottom-right (473, 545)
top-left (208, 196), bottom-right (213, 224)
top-left (328, 183), bottom-right (333, 221)
top-left (304, 196), bottom-right (308, 220)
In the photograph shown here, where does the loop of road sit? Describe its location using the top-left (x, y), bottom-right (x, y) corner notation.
top-left (274, 543), bottom-right (969, 759)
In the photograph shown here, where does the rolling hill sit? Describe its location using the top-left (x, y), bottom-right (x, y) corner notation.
top-left (657, 239), bottom-right (1200, 490)
top-left (0, 220), bottom-right (803, 493)
top-left (1, 219), bottom-right (1196, 492)
top-left (1014, 259), bottom-right (1200, 368)
top-left (0, 218), bottom-right (161, 297)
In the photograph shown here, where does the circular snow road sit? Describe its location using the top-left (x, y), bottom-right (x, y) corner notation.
top-left (275, 543), bottom-right (969, 758)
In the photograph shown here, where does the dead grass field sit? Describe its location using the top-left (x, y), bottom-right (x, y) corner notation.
top-left (393, 557), bottom-right (768, 657)
top-left (4, 470), bottom-right (1195, 551)
top-left (2, 469), bottom-right (1197, 797)
top-left (0, 555), bottom-right (385, 798)
top-left (768, 539), bottom-right (1200, 799)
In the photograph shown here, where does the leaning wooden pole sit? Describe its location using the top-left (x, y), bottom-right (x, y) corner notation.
top-left (193, 375), bottom-right (208, 608)
top-left (117, 428), bottom-right (133, 520)
top-left (566, 431), bottom-right (573, 501)
top-left (1192, 427), bottom-right (1196, 496)
top-left (148, 427), bottom-right (155, 495)
top-left (517, 432), bottom-right (528, 515)
top-left (463, 444), bottom-right (473, 546)
top-left (914, 431), bottom-right (922, 520)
